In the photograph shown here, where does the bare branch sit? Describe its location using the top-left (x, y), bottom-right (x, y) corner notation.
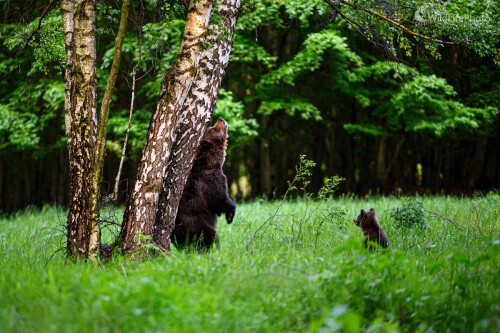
top-left (423, 209), bottom-right (466, 230)
top-left (24, 0), bottom-right (57, 48)
top-left (113, 1), bottom-right (144, 202)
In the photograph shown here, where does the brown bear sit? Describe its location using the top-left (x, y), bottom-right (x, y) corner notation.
top-left (172, 118), bottom-right (236, 251)
top-left (353, 208), bottom-right (390, 250)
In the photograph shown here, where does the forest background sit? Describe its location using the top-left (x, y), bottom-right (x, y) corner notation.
top-left (0, 0), bottom-right (499, 214)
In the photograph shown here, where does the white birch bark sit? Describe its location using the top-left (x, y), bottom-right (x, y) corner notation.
top-left (118, 0), bottom-right (214, 251)
top-left (153, 0), bottom-right (241, 250)
top-left (61, 0), bottom-right (98, 259)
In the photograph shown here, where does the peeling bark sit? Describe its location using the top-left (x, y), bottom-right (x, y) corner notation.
top-left (154, 0), bottom-right (241, 250)
top-left (61, 0), bottom-right (98, 260)
top-left (118, 0), bottom-right (215, 252)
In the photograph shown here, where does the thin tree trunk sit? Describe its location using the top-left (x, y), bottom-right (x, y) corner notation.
top-left (375, 136), bottom-right (387, 191)
top-left (154, 0), bottom-right (241, 251)
top-left (87, 0), bottom-right (131, 260)
top-left (117, 0), bottom-right (214, 252)
top-left (113, 1), bottom-right (144, 202)
top-left (386, 137), bottom-right (405, 181)
top-left (61, 0), bottom-right (74, 142)
top-left (61, 0), bottom-right (98, 260)
top-left (466, 137), bottom-right (487, 188)
top-left (260, 115), bottom-right (272, 197)
top-left (113, 70), bottom-right (136, 202)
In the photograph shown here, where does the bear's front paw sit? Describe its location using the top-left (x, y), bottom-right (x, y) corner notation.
top-left (225, 201), bottom-right (236, 224)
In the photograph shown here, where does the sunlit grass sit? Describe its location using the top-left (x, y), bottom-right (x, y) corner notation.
top-left (0, 194), bottom-right (498, 332)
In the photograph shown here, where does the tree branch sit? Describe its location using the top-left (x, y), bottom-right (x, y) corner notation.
top-left (24, 0), bottom-right (57, 48)
top-left (423, 209), bottom-right (466, 230)
top-left (325, 0), bottom-right (455, 44)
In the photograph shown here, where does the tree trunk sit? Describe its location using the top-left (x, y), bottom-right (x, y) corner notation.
top-left (466, 137), bottom-right (487, 188)
top-left (117, 0), bottom-right (215, 252)
top-left (153, 0), bottom-right (241, 251)
top-left (87, 0), bottom-right (130, 259)
top-left (61, 0), bottom-right (98, 260)
top-left (259, 115), bottom-right (272, 198)
top-left (113, 70), bottom-right (136, 202)
top-left (375, 136), bottom-right (387, 191)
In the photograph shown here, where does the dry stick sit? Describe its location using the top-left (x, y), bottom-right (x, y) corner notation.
top-left (119, 263), bottom-right (127, 277)
top-left (112, 2), bottom-right (144, 202)
top-left (423, 209), bottom-right (466, 230)
top-left (113, 69), bottom-right (137, 201)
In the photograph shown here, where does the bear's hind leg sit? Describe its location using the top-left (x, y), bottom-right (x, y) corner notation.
top-left (196, 224), bottom-right (217, 252)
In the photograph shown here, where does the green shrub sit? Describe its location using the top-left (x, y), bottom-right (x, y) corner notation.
top-left (390, 197), bottom-right (427, 229)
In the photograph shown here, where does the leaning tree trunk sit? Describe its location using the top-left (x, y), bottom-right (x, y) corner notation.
top-left (117, 0), bottom-right (214, 252)
top-left (153, 0), bottom-right (241, 251)
top-left (61, 0), bottom-right (98, 260)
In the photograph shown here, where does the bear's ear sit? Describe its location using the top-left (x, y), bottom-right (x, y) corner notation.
top-left (369, 208), bottom-right (376, 215)
top-left (360, 209), bottom-right (366, 215)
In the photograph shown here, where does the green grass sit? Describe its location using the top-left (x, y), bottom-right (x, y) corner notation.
top-left (0, 194), bottom-right (499, 333)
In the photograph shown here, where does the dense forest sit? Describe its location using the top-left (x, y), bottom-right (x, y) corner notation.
top-left (1, 0), bottom-right (499, 213)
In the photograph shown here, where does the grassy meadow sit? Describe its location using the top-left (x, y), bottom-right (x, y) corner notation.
top-left (0, 194), bottom-right (498, 332)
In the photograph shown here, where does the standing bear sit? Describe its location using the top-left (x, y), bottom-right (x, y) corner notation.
top-left (353, 208), bottom-right (390, 250)
top-left (172, 118), bottom-right (236, 251)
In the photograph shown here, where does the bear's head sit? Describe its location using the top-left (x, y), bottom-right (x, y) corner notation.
top-left (204, 118), bottom-right (228, 150)
top-left (197, 118), bottom-right (228, 168)
top-left (353, 208), bottom-right (376, 228)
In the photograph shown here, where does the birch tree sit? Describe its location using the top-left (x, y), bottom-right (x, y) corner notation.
top-left (153, 0), bottom-right (241, 251)
top-left (61, 0), bottom-right (98, 260)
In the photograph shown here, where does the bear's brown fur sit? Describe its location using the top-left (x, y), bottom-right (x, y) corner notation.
top-left (172, 118), bottom-right (236, 251)
top-left (353, 208), bottom-right (389, 250)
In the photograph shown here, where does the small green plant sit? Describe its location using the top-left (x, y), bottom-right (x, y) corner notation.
top-left (127, 232), bottom-right (167, 260)
top-left (318, 176), bottom-right (345, 200)
top-left (248, 155), bottom-right (344, 249)
top-left (287, 154), bottom-right (316, 194)
top-left (390, 197), bottom-right (427, 229)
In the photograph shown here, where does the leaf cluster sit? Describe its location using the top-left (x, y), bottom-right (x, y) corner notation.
top-left (390, 197), bottom-right (427, 229)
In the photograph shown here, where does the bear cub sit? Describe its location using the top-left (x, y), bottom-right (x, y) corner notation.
top-left (172, 118), bottom-right (236, 251)
top-left (353, 208), bottom-right (389, 250)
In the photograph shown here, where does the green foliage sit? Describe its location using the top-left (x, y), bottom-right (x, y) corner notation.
top-left (231, 35), bottom-right (277, 68)
top-left (1, 10), bottom-right (65, 74)
top-left (258, 29), bottom-right (361, 88)
top-left (333, 0), bottom-right (499, 60)
top-left (0, 9), bottom-right (66, 153)
top-left (390, 197), bottom-right (428, 229)
top-left (254, 28), bottom-right (362, 121)
top-left (0, 104), bottom-right (39, 149)
top-left (1, 195), bottom-right (499, 332)
top-left (214, 89), bottom-right (259, 150)
top-left (258, 98), bottom-right (323, 120)
top-left (238, 0), bottom-right (328, 31)
top-left (344, 61), bottom-right (499, 138)
top-left (0, 80), bottom-right (64, 151)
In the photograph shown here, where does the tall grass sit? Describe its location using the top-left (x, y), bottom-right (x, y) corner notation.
top-left (0, 194), bottom-right (498, 332)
